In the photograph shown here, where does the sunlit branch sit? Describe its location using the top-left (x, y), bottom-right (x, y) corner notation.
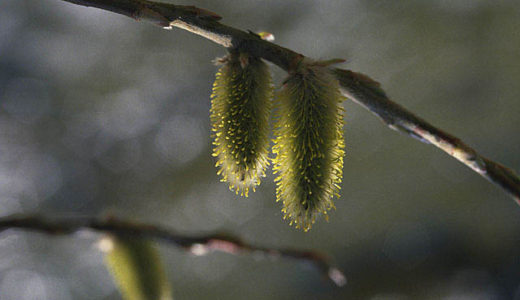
top-left (59, 0), bottom-right (520, 201)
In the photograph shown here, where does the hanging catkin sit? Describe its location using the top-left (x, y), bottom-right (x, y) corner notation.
top-left (210, 52), bottom-right (273, 197)
top-left (273, 61), bottom-right (345, 231)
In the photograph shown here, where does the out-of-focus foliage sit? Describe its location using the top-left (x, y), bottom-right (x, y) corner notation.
top-left (0, 1), bottom-right (519, 299)
top-left (102, 236), bottom-right (172, 300)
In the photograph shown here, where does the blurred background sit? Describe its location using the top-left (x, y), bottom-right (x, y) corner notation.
top-left (1, 0), bottom-right (520, 299)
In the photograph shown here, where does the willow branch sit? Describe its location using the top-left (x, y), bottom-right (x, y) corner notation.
top-left (334, 70), bottom-right (520, 203)
top-left (58, 0), bottom-right (520, 202)
top-left (0, 215), bottom-right (346, 286)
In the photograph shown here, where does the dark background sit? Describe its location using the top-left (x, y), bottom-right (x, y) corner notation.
top-left (1, 1), bottom-right (519, 299)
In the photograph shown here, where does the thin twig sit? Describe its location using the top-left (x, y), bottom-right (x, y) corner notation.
top-left (0, 215), bottom-right (346, 286)
top-left (57, 0), bottom-right (520, 201)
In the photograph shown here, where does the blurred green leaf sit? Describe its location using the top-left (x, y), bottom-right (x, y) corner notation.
top-left (102, 235), bottom-right (173, 300)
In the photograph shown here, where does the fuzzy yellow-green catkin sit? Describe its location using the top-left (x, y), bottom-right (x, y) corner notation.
top-left (102, 235), bottom-right (173, 300)
top-left (210, 52), bottom-right (273, 196)
top-left (273, 61), bottom-right (345, 231)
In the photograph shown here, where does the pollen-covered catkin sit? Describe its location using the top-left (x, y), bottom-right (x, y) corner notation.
top-left (210, 52), bottom-right (273, 196)
top-left (273, 61), bottom-right (345, 231)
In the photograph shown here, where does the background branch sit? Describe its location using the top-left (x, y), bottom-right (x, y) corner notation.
top-left (0, 215), bottom-right (346, 286)
top-left (57, 0), bottom-right (520, 202)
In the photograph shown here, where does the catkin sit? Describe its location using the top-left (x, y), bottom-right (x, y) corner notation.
top-left (210, 52), bottom-right (273, 196)
top-left (273, 61), bottom-right (345, 231)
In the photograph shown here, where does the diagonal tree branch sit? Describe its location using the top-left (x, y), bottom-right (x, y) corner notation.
top-left (0, 215), bottom-right (347, 286)
top-left (334, 70), bottom-right (520, 203)
top-left (57, 0), bottom-right (520, 201)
